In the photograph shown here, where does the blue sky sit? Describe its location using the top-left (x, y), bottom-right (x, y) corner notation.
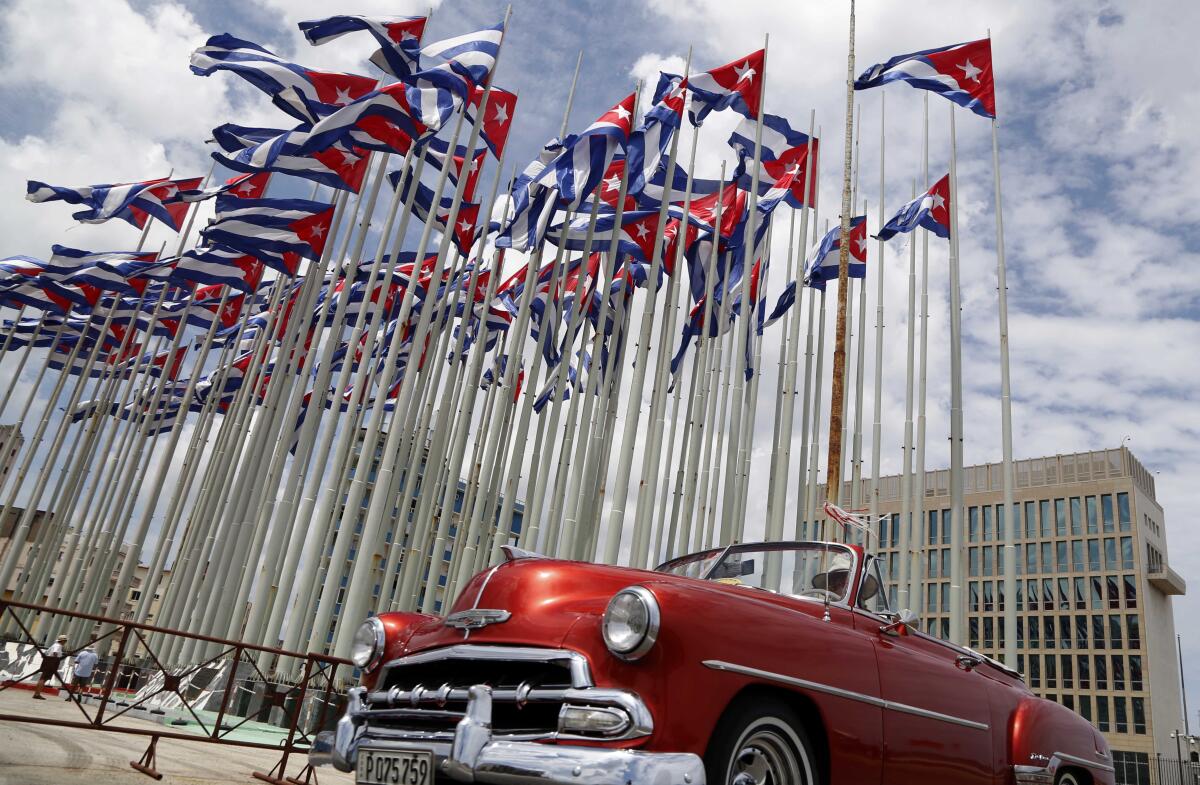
top-left (0, 0), bottom-right (1197, 729)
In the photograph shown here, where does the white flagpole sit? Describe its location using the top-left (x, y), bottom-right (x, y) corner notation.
top-left (911, 92), bottom-right (931, 613)
top-left (700, 310), bottom-right (735, 549)
top-left (947, 101), bottom-right (966, 645)
top-left (869, 93), bottom-right (886, 527)
top-left (802, 227), bottom-right (830, 536)
top-left (720, 35), bottom-right (769, 545)
top-left (990, 30), bottom-right (1017, 664)
top-left (897, 181), bottom-right (917, 612)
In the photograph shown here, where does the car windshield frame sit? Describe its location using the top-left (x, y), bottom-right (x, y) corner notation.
top-left (654, 541), bottom-right (860, 606)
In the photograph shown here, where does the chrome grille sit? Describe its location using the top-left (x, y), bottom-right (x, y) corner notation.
top-left (361, 645), bottom-right (591, 740)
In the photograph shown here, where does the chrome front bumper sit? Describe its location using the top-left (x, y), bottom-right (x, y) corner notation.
top-left (310, 685), bottom-right (706, 785)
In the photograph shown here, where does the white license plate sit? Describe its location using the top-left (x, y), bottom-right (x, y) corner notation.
top-left (356, 748), bottom-right (434, 785)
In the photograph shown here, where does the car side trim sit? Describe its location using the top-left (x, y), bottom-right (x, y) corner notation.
top-left (703, 660), bottom-right (990, 732)
top-left (1055, 750), bottom-right (1115, 773)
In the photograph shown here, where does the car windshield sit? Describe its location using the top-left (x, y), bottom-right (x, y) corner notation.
top-left (656, 543), bottom-right (856, 603)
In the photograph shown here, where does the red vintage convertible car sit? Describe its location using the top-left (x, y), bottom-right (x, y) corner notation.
top-left (311, 540), bottom-right (1114, 785)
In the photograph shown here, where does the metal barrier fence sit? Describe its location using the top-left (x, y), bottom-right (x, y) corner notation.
top-left (1151, 757), bottom-right (1200, 785)
top-left (0, 598), bottom-right (352, 783)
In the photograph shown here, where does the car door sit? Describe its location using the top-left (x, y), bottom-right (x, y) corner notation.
top-left (855, 566), bottom-right (995, 784)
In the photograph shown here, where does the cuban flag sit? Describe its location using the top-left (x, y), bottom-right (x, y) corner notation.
top-left (201, 196), bottom-right (335, 276)
top-left (298, 15), bottom-right (427, 78)
top-left (389, 169), bottom-right (482, 256)
top-left (684, 48), bottom-right (765, 126)
top-left (855, 38), bottom-right (996, 119)
top-left (26, 176), bottom-right (202, 231)
top-left (803, 216), bottom-right (868, 290)
top-left (189, 34), bottom-right (378, 124)
top-left (211, 123), bottom-right (370, 192)
top-left (420, 23), bottom-right (503, 87)
top-left (531, 93), bottom-right (636, 209)
top-left (495, 136), bottom-right (570, 251)
top-left (636, 161), bottom-right (728, 210)
top-left (297, 81), bottom-right (429, 157)
top-left (876, 173), bottom-right (951, 240)
top-left (173, 245), bottom-right (264, 292)
top-left (728, 113), bottom-right (819, 209)
top-left (0, 256), bottom-right (47, 289)
top-left (467, 84), bottom-right (517, 159)
top-left (546, 206), bottom-right (706, 274)
top-left (53, 252), bottom-right (172, 297)
top-left (422, 136), bottom-right (487, 200)
top-left (180, 171), bottom-right (270, 202)
top-left (626, 74), bottom-right (686, 198)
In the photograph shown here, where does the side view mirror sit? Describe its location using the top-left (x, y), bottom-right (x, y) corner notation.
top-left (879, 608), bottom-right (919, 637)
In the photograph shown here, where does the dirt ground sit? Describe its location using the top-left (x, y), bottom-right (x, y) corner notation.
top-left (0, 687), bottom-right (355, 785)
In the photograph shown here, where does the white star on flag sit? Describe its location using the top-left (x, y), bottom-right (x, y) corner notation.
top-left (855, 236), bottom-right (868, 255)
top-left (603, 175), bottom-right (621, 193)
top-left (334, 86), bottom-right (355, 105)
top-left (309, 225), bottom-right (326, 239)
top-left (930, 191), bottom-right (946, 211)
top-left (957, 59), bottom-right (982, 82)
top-left (734, 61), bottom-right (755, 83)
top-left (492, 102), bottom-right (509, 125)
top-left (633, 222), bottom-right (650, 240)
top-left (613, 104), bottom-right (632, 123)
top-left (458, 219), bottom-right (473, 232)
top-left (236, 182), bottom-right (255, 194)
top-left (339, 150), bottom-right (359, 165)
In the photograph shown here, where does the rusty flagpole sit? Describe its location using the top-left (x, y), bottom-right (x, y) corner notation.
top-left (824, 0), bottom-right (857, 521)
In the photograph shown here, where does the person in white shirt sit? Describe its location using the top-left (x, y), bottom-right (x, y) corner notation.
top-left (32, 634), bottom-right (67, 700)
top-left (65, 643), bottom-right (99, 701)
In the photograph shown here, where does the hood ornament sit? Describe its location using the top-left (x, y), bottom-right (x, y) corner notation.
top-left (445, 608), bottom-right (512, 631)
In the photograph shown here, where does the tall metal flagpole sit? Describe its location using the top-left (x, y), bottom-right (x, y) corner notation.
top-left (911, 92), bottom-right (932, 612)
top-left (845, 109), bottom-right (862, 515)
top-left (719, 36), bottom-right (768, 545)
top-left (869, 94), bottom-right (886, 528)
top-left (991, 30), bottom-right (1018, 665)
top-left (946, 101), bottom-right (966, 645)
top-left (897, 181), bottom-right (917, 612)
top-left (825, 0), bottom-right (856, 514)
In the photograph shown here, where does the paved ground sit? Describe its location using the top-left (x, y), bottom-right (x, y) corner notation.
top-left (0, 688), bottom-right (355, 785)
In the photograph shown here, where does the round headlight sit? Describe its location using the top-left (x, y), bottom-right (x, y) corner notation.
top-left (602, 586), bottom-right (660, 661)
top-left (350, 617), bottom-right (385, 670)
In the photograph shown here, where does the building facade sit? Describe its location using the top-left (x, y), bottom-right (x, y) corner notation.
top-left (832, 448), bottom-right (1186, 784)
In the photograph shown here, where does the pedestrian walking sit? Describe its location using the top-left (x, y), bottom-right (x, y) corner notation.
top-left (64, 642), bottom-right (99, 700)
top-left (31, 634), bottom-right (67, 699)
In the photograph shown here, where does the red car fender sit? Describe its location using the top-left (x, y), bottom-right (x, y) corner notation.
top-left (560, 578), bottom-right (886, 785)
top-left (1009, 695), bottom-right (1116, 785)
top-left (362, 611), bottom-right (440, 688)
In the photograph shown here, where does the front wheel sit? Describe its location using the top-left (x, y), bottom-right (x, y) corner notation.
top-left (705, 696), bottom-right (819, 785)
top-left (1056, 772), bottom-right (1082, 785)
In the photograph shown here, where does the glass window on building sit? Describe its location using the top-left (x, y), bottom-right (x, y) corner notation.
top-left (1029, 615), bottom-right (1040, 648)
top-left (1126, 614), bottom-right (1141, 648)
top-left (1058, 578), bottom-right (1070, 610)
top-left (1040, 500), bottom-right (1052, 538)
top-left (983, 505), bottom-right (994, 541)
top-left (941, 549), bottom-right (950, 577)
top-left (1070, 496), bottom-right (1083, 536)
top-left (1043, 617), bottom-right (1056, 650)
top-left (1088, 539), bottom-right (1100, 571)
top-left (1043, 579), bottom-right (1055, 613)
top-left (1055, 498), bottom-right (1067, 536)
top-left (984, 582), bottom-right (995, 612)
top-left (1109, 615), bottom-right (1123, 649)
top-left (968, 582), bottom-right (979, 612)
top-left (1104, 537), bottom-right (1118, 570)
top-left (1074, 577), bottom-right (1086, 609)
top-left (1120, 536), bottom-right (1134, 569)
top-left (1131, 699), bottom-right (1146, 736)
top-left (1094, 654), bottom-right (1108, 689)
top-left (1076, 615), bottom-right (1088, 649)
top-left (969, 618), bottom-right (979, 648)
top-left (1112, 655), bottom-right (1125, 690)
top-left (1101, 494), bottom-right (1116, 533)
top-left (1091, 576), bottom-right (1104, 609)
top-left (940, 583), bottom-right (950, 615)
top-left (928, 509), bottom-right (938, 544)
top-left (983, 546), bottom-right (994, 577)
top-left (941, 509), bottom-right (951, 544)
top-left (1123, 575), bottom-right (1137, 608)
top-left (983, 617), bottom-right (994, 648)
top-left (1129, 655), bottom-right (1143, 690)
top-left (1026, 543), bottom-right (1038, 574)
top-left (1025, 501), bottom-right (1037, 538)
top-left (1113, 696), bottom-right (1127, 733)
top-left (1041, 542), bottom-right (1053, 574)
top-left (969, 547), bottom-right (979, 577)
top-left (1028, 655), bottom-right (1041, 687)
top-left (1059, 616), bottom-right (1071, 648)
top-left (1044, 653), bottom-right (1057, 688)
top-left (1061, 654), bottom-right (1074, 688)
top-left (1093, 615), bottom-right (1106, 649)
top-left (1072, 541), bottom-right (1085, 572)
top-left (1086, 496), bottom-right (1099, 534)
top-left (1078, 654), bottom-right (1090, 689)
top-left (1106, 576), bottom-right (1121, 609)
top-left (1117, 492), bottom-right (1131, 532)
top-left (928, 549), bottom-right (939, 578)
top-left (1016, 582), bottom-right (1025, 611)
top-left (1078, 694), bottom-right (1092, 722)
top-left (969, 507), bottom-right (979, 542)
top-left (1016, 617), bottom-right (1025, 649)
top-left (1096, 696), bottom-right (1109, 732)
top-left (1056, 541), bottom-right (1068, 573)
top-left (1028, 579), bottom-right (1040, 611)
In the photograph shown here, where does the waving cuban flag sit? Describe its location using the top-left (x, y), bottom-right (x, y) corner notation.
top-left (803, 216), bottom-right (868, 291)
top-left (298, 15), bottom-right (426, 78)
top-left (532, 93), bottom-right (637, 209)
top-left (27, 175), bottom-right (203, 231)
top-left (855, 38), bottom-right (996, 119)
top-left (190, 34), bottom-right (378, 125)
top-left (211, 123), bottom-right (370, 193)
top-left (201, 196), bottom-right (335, 275)
top-left (729, 113), bottom-right (819, 210)
top-left (683, 48), bottom-right (765, 126)
top-left (877, 174), bottom-right (952, 241)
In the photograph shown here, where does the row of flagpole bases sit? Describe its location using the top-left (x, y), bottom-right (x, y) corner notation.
top-left (0, 34), bottom-right (1019, 673)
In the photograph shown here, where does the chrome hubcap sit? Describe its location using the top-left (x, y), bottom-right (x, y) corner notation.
top-left (730, 728), bottom-right (804, 785)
